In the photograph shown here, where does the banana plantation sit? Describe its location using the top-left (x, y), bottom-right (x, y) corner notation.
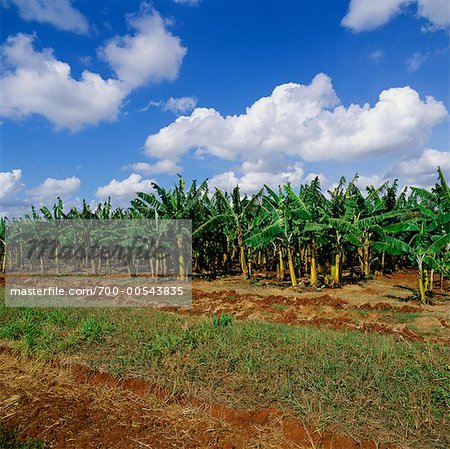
top-left (1, 168), bottom-right (449, 304)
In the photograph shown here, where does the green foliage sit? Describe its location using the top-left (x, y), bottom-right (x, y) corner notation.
top-left (2, 168), bottom-right (448, 301)
top-left (212, 312), bottom-right (234, 327)
top-left (78, 317), bottom-right (116, 343)
top-left (0, 308), bottom-right (117, 354)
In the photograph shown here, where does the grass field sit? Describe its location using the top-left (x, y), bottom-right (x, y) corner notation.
top-left (1, 276), bottom-right (449, 449)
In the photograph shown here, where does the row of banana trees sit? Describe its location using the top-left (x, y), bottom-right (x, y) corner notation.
top-left (5, 218), bottom-right (189, 277)
top-left (1, 169), bottom-right (449, 303)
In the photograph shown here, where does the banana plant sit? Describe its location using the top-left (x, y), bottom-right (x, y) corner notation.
top-left (373, 209), bottom-right (450, 303)
top-left (194, 186), bottom-right (263, 278)
top-left (2, 171), bottom-right (448, 290)
top-left (284, 180), bottom-right (328, 286)
top-left (246, 185), bottom-right (300, 286)
top-left (340, 179), bottom-right (406, 277)
top-left (132, 176), bottom-right (208, 277)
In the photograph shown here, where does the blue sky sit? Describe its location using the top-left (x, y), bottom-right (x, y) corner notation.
top-left (0, 0), bottom-right (449, 216)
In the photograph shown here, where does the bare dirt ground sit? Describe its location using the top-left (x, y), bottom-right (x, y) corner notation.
top-left (187, 270), bottom-right (450, 343)
top-left (0, 349), bottom-right (389, 449)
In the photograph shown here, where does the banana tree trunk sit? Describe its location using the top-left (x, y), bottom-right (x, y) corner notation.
top-left (55, 242), bottom-right (59, 274)
top-left (299, 245), bottom-right (306, 278)
top-left (1, 249), bottom-right (6, 273)
top-left (428, 269), bottom-right (434, 292)
top-left (333, 253), bottom-right (341, 284)
top-left (310, 244), bottom-right (317, 286)
top-left (417, 259), bottom-right (426, 304)
top-left (278, 245), bottom-right (285, 280)
top-left (226, 239), bottom-right (232, 274)
top-left (363, 241), bottom-right (370, 277)
top-left (238, 230), bottom-right (248, 278)
top-left (239, 245), bottom-right (247, 277)
top-left (97, 252), bottom-right (102, 274)
top-left (178, 234), bottom-right (185, 277)
top-left (287, 247), bottom-right (297, 287)
top-left (358, 246), bottom-right (364, 273)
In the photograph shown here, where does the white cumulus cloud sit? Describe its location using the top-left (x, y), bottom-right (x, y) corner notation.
top-left (0, 169), bottom-right (24, 200)
top-left (99, 9), bottom-right (187, 89)
top-left (0, 33), bottom-right (127, 131)
top-left (209, 164), bottom-right (304, 194)
top-left (28, 176), bottom-right (81, 201)
top-left (342, 0), bottom-right (450, 32)
top-left (209, 157), bottom-right (327, 195)
top-left (144, 73), bottom-right (447, 165)
top-left (417, 0), bottom-right (450, 30)
top-left (96, 174), bottom-right (154, 203)
top-left (124, 160), bottom-right (182, 175)
top-left (2, 0), bottom-right (88, 33)
top-left (389, 148), bottom-right (450, 186)
top-left (342, 0), bottom-right (412, 31)
top-left (0, 170), bottom-right (81, 217)
top-left (0, 6), bottom-right (187, 130)
top-left (355, 174), bottom-right (389, 190)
